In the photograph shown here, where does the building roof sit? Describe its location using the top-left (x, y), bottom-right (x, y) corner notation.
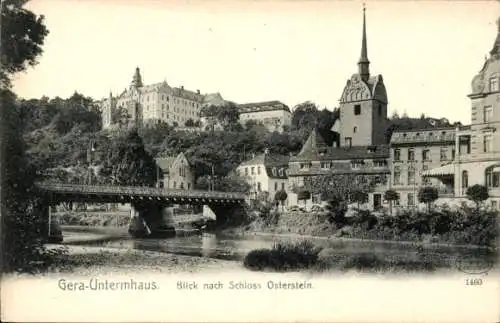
top-left (237, 101), bottom-right (291, 113)
top-left (291, 142), bottom-right (389, 162)
top-left (238, 152), bottom-right (289, 178)
top-left (239, 152), bottom-right (289, 168)
top-left (155, 157), bottom-right (176, 171)
top-left (390, 127), bottom-right (468, 145)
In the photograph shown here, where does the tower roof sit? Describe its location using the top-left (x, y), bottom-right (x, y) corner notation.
top-left (357, 5), bottom-right (370, 81)
top-left (358, 5), bottom-right (370, 65)
top-left (490, 17), bottom-right (500, 56)
top-left (131, 67), bottom-right (143, 88)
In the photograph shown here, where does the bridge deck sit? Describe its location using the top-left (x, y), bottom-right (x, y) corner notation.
top-left (36, 183), bottom-right (247, 201)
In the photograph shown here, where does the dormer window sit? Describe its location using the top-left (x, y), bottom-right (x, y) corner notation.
top-left (278, 169), bottom-right (284, 177)
top-left (272, 168), bottom-right (277, 176)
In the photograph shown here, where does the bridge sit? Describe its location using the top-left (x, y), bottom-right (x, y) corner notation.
top-left (35, 182), bottom-right (248, 239)
top-left (36, 183), bottom-right (246, 204)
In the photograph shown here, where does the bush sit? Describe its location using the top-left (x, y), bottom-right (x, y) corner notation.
top-left (243, 240), bottom-right (321, 271)
top-left (466, 184), bottom-right (489, 208)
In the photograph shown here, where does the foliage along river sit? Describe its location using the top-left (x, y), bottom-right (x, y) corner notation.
top-left (61, 226), bottom-right (497, 272)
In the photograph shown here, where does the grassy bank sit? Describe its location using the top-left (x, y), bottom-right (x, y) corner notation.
top-left (227, 205), bottom-right (499, 248)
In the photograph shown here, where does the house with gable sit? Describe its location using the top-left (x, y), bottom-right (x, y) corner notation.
top-left (155, 152), bottom-right (195, 190)
top-left (236, 149), bottom-right (290, 203)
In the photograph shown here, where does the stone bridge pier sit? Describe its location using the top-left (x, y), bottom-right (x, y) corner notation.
top-left (128, 202), bottom-right (176, 238)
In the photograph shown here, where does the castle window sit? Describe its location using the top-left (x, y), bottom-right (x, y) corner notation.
top-left (393, 166), bottom-right (401, 185)
top-left (483, 134), bottom-right (493, 153)
top-left (275, 182), bottom-right (278, 191)
top-left (257, 166), bottom-right (261, 175)
top-left (378, 105), bottom-right (382, 116)
top-left (353, 126), bottom-right (358, 133)
top-left (393, 149), bottom-right (401, 161)
top-left (422, 149), bottom-right (430, 161)
top-left (440, 147), bottom-right (448, 161)
top-left (354, 105), bottom-right (361, 115)
top-left (490, 77), bottom-right (499, 92)
top-left (407, 193), bottom-right (415, 206)
top-left (407, 168), bottom-right (416, 185)
top-left (408, 149), bottom-right (415, 161)
top-left (484, 106), bottom-right (493, 123)
top-left (462, 171), bottom-right (468, 188)
top-left (485, 167), bottom-right (500, 188)
top-left (345, 137), bottom-right (352, 148)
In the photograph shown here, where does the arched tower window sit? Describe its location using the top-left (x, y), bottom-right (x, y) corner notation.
top-left (462, 170), bottom-right (469, 188)
top-left (353, 126), bottom-right (358, 133)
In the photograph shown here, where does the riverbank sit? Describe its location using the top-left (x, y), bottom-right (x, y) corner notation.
top-left (42, 245), bottom-right (241, 275)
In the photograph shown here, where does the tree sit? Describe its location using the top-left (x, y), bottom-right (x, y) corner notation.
top-left (351, 190), bottom-right (369, 209)
top-left (418, 186), bottom-right (439, 212)
top-left (99, 129), bottom-right (158, 186)
top-left (297, 189), bottom-right (311, 206)
top-left (291, 101), bottom-right (319, 131)
top-left (1, 0), bottom-right (50, 272)
top-left (111, 106), bottom-right (131, 126)
top-left (274, 190), bottom-right (288, 211)
top-left (0, 0), bottom-right (49, 88)
top-left (200, 102), bottom-right (240, 128)
top-left (384, 189), bottom-right (400, 215)
top-left (466, 184), bottom-right (489, 210)
top-left (185, 118), bottom-right (195, 127)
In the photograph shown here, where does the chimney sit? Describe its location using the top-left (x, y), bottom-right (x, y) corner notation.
top-left (181, 86), bottom-right (184, 90)
top-left (252, 153), bottom-right (256, 159)
top-left (197, 89), bottom-right (200, 94)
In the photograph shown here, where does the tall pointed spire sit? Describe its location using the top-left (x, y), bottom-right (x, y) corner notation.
top-left (489, 17), bottom-right (500, 56)
top-left (358, 4), bottom-right (370, 81)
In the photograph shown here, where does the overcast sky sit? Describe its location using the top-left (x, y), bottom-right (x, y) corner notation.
top-left (12, 0), bottom-right (500, 124)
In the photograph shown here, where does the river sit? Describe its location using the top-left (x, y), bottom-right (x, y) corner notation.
top-left (61, 226), bottom-right (497, 267)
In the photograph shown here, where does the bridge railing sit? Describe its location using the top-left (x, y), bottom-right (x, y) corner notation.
top-left (35, 182), bottom-right (247, 200)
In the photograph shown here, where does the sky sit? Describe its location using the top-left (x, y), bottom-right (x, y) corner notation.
top-left (12, 0), bottom-right (500, 124)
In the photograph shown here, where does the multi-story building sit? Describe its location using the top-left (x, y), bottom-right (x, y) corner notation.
top-left (287, 8), bottom-right (391, 210)
top-left (155, 152), bottom-right (195, 190)
top-left (237, 101), bottom-right (292, 133)
top-left (236, 149), bottom-right (290, 203)
top-left (99, 67), bottom-right (223, 129)
top-left (389, 127), bottom-right (470, 207)
top-left (421, 21), bottom-right (500, 209)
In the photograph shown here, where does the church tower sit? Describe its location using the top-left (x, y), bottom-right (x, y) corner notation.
top-left (337, 6), bottom-right (388, 148)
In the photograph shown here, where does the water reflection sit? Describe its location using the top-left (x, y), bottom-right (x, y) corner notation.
top-left (101, 232), bottom-right (496, 265)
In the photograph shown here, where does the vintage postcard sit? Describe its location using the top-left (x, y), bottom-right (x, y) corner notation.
top-left (1, 0), bottom-right (499, 322)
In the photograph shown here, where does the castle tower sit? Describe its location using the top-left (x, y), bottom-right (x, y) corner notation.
top-left (337, 6), bottom-right (388, 147)
top-left (131, 67), bottom-right (143, 89)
